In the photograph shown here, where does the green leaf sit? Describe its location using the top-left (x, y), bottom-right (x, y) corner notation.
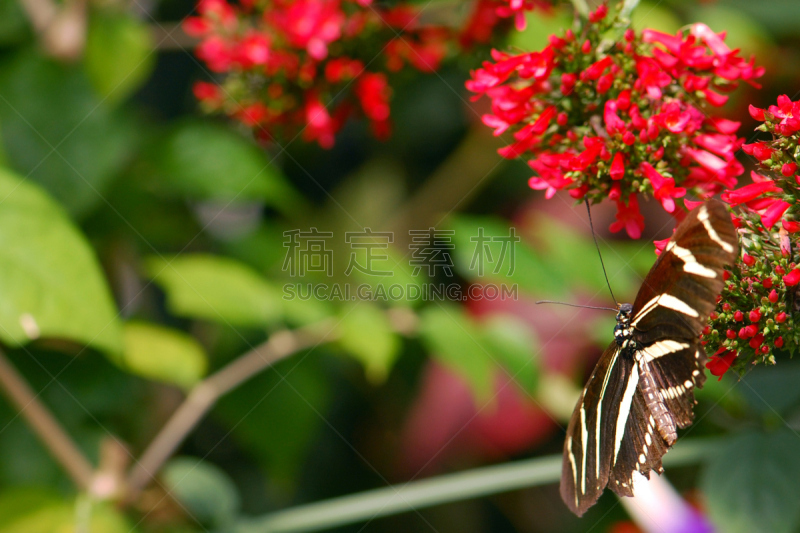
top-left (448, 215), bottom-right (553, 295)
top-left (0, 50), bottom-right (134, 216)
top-left (146, 121), bottom-right (301, 213)
top-left (630, 1), bottom-right (681, 33)
top-left (122, 322), bottom-right (207, 389)
top-left (418, 305), bottom-right (494, 401)
top-left (85, 9), bottom-right (156, 104)
top-left (0, 167), bottom-right (122, 357)
top-left (163, 457), bottom-right (241, 530)
top-left (510, 6), bottom-right (572, 51)
top-left (701, 429), bottom-right (800, 533)
top-left (337, 303), bottom-right (400, 383)
top-left (738, 362), bottom-right (800, 416)
top-left (145, 254), bottom-right (283, 327)
top-left (0, 0), bottom-right (30, 46)
top-left (0, 498), bottom-right (131, 533)
top-left (480, 315), bottom-right (539, 397)
top-left (0, 489), bottom-right (59, 529)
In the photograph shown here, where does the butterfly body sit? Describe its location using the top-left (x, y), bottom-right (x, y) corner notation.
top-left (560, 200), bottom-right (738, 516)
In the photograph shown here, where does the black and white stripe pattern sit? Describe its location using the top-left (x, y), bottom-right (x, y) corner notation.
top-left (560, 200), bottom-right (738, 516)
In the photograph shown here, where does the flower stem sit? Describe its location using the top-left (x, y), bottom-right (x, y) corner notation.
top-left (236, 438), bottom-right (719, 533)
top-left (0, 347), bottom-right (94, 489)
top-left (125, 319), bottom-right (339, 500)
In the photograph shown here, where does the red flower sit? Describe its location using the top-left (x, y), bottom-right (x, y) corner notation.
top-left (721, 179), bottom-right (781, 206)
top-left (741, 142), bottom-right (775, 162)
top-left (609, 194), bottom-right (645, 239)
top-left (761, 199), bottom-right (791, 229)
top-left (782, 219), bottom-right (800, 233)
top-left (783, 268), bottom-right (800, 286)
top-left (355, 72), bottom-right (392, 139)
top-left (641, 162), bottom-right (685, 213)
top-left (302, 95), bottom-right (339, 148)
top-left (706, 347), bottom-right (737, 380)
top-left (653, 237), bottom-right (670, 256)
top-left (268, 0), bottom-right (345, 60)
top-left (610, 152), bottom-right (625, 180)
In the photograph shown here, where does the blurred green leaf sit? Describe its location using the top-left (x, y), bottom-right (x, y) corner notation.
top-left (510, 6), bottom-right (572, 50)
top-left (163, 457), bottom-right (241, 530)
top-left (738, 362), bottom-right (800, 416)
top-left (0, 488), bottom-right (58, 529)
top-left (480, 315), bottom-right (539, 397)
top-left (215, 357), bottom-right (331, 489)
top-left (0, 167), bottom-right (122, 357)
top-left (719, 0), bottom-right (800, 39)
top-left (85, 9), bottom-right (155, 104)
top-left (145, 254), bottom-right (283, 327)
top-left (0, 0), bottom-right (30, 46)
top-left (337, 303), bottom-right (400, 383)
top-left (631, 1), bottom-right (681, 33)
top-left (0, 496), bottom-right (131, 533)
top-left (122, 322), bottom-right (207, 389)
top-left (701, 429), bottom-right (800, 533)
top-left (146, 121), bottom-right (302, 214)
top-left (0, 50), bottom-right (134, 216)
top-left (418, 305), bottom-right (494, 401)
top-left (530, 215), bottom-right (653, 300)
top-left (689, 4), bottom-right (772, 56)
top-left (450, 214), bottom-right (652, 301)
top-left (347, 246), bottom-right (429, 308)
top-left (448, 215), bottom-right (554, 295)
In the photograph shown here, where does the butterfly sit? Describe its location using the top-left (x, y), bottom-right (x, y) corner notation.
top-left (560, 199), bottom-right (738, 516)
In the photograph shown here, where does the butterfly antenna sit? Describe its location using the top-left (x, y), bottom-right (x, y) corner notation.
top-left (535, 300), bottom-right (618, 312)
top-left (584, 198), bottom-right (618, 306)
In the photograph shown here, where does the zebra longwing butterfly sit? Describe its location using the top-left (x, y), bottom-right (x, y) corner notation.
top-left (560, 199), bottom-right (738, 516)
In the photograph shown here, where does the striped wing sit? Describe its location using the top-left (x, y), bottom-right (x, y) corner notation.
top-left (560, 200), bottom-right (737, 516)
top-left (631, 200), bottom-right (737, 344)
top-left (560, 342), bottom-right (630, 515)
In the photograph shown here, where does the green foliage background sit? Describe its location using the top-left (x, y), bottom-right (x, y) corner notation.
top-left (0, 0), bottom-right (799, 532)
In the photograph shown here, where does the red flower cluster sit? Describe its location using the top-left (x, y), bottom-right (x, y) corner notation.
top-left (466, 5), bottom-right (763, 238)
top-left (704, 94), bottom-right (800, 379)
top-left (185, 0), bottom-right (470, 147)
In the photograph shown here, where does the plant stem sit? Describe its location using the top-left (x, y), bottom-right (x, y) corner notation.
top-left (236, 438), bottom-right (719, 533)
top-left (0, 347), bottom-right (94, 489)
top-left (125, 319), bottom-right (339, 499)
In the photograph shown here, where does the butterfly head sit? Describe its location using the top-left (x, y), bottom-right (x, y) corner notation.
top-left (613, 303), bottom-right (633, 346)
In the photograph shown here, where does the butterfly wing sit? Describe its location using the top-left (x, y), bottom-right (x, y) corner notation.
top-left (560, 342), bottom-right (633, 516)
top-left (631, 200), bottom-right (738, 344)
